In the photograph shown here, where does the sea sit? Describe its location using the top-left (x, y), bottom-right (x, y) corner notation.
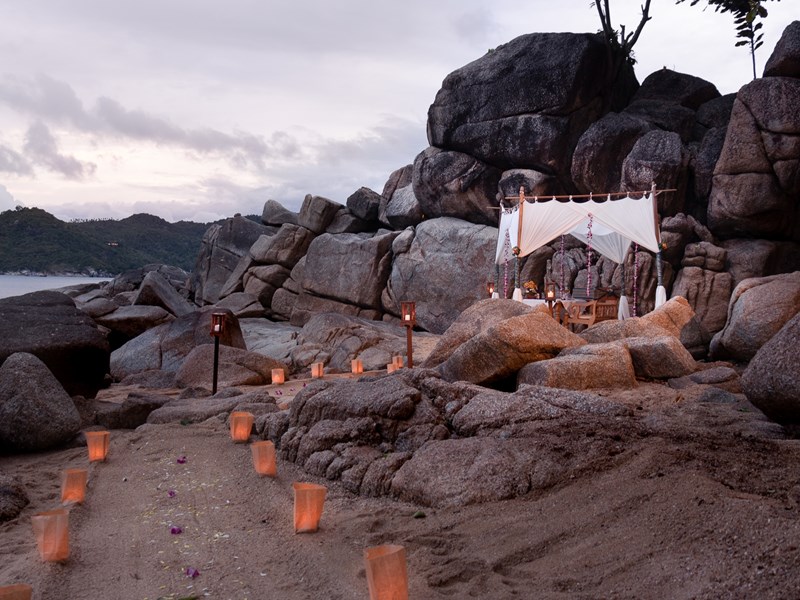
top-left (0, 275), bottom-right (111, 300)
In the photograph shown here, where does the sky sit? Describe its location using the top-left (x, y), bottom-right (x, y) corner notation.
top-left (0, 1), bottom-right (796, 223)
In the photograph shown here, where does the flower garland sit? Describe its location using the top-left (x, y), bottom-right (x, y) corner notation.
top-left (633, 242), bottom-right (639, 317)
top-left (503, 229), bottom-right (511, 298)
top-left (559, 234), bottom-right (566, 299)
top-left (586, 213), bottom-right (593, 298)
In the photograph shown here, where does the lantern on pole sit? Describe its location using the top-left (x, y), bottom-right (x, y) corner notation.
top-left (400, 301), bottom-right (416, 369)
top-left (210, 312), bottom-right (226, 395)
top-left (486, 281), bottom-right (495, 297)
top-left (545, 282), bottom-right (557, 317)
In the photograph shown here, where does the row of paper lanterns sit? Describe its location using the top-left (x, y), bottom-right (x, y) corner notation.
top-left (273, 355), bottom-right (406, 384)
top-left (232, 412), bottom-right (409, 599)
top-left (1, 417), bottom-right (408, 599)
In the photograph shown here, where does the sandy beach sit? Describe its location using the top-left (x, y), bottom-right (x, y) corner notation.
top-left (2, 377), bottom-right (800, 600)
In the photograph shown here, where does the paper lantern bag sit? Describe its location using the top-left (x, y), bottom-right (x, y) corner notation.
top-left (364, 544), bottom-right (408, 600)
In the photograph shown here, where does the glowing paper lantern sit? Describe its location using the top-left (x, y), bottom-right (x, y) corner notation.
top-left (386, 364), bottom-right (397, 374)
top-left (310, 362), bottom-right (324, 378)
top-left (85, 430), bottom-right (109, 462)
top-left (0, 584), bottom-right (32, 600)
top-left (271, 368), bottom-right (285, 385)
top-left (392, 355), bottom-right (403, 369)
top-left (230, 412), bottom-right (254, 443)
top-left (364, 545), bottom-right (408, 600)
top-left (251, 441), bottom-right (277, 477)
top-left (351, 358), bottom-right (363, 375)
top-left (31, 508), bottom-right (69, 562)
top-left (61, 468), bottom-right (88, 505)
top-left (292, 482), bottom-right (327, 533)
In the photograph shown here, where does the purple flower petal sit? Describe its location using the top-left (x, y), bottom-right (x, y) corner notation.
top-left (167, 490), bottom-right (177, 498)
top-left (176, 456), bottom-right (187, 464)
top-left (186, 567), bottom-right (200, 578)
top-left (170, 526), bottom-right (182, 535)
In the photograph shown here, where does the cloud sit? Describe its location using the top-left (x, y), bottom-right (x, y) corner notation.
top-left (23, 120), bottom-right (96, 179)
top-left (0, 74), bottom-right (300, 172)
top-left (0, 184), bottom-right (22, 211)
top-left (0, 144), bottom-right (34, 176)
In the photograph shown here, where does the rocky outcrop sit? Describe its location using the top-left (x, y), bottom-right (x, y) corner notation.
top-left (763, 20), bottom-right (800, 78)
top-left (302, 231), bottom-right (399, 311)
top-left (412, 147), bottom-right (501, 226)
top-left (0, 291), bottom-right (109, 398)
top-left (518, 342), bottom-right (637, 390)
top-left (0, 353), bottom-right (81, 451)
top-left (346, 187), bottom-right (383, 223)
top-left (383, 218), bottom-right (497, 333)
top-left (134, 270), bottom-right (196, 316)
top-left (191, 216), bottom-right (276, 305)
top-left (428, 32), bottom-right (636, 175)
top-left (94, 305), bottom-right (175, 349)
top-left (708, 78), bottom-right (800, 241)
top-left (110, 309), bottom-right (246, 380)
top-left (710, 272), bottom-right (800, 362)
top-left (741, 312), bottom-right (800, 423)
top-left (175, 344), bottom-right (285, 389)
top-left (261, 199), bottom-right (298, 226)
top-left (297, 194), bottom-right (341, 234)
top-left (437, 308), bottom-right (585, 384)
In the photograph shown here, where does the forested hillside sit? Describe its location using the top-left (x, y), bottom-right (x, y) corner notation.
top-left (0, 207), bottom-right (211, 275)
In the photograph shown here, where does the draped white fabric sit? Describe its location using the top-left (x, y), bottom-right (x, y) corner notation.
top-left (655, 285), bottom-right (667, 308)
top-left (494, 194), bottom-right (661, 264)
top-left (618, 295), bottom-right (631, 320)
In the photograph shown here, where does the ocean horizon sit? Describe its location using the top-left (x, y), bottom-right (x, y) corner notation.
top-left (0, 274), bottom-right (111, 300)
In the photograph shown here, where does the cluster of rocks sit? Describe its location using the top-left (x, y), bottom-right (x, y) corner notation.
top-left (2, 21), bottom-right (800, 517)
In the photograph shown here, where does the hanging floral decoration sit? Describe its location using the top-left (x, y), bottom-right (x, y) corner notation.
top-left (586, 213), bottom-right (593, 298)
top-left (503, 229), bottom-right (511, 298)
top-left (559, 234), bottom-right (566, 299)
top-left (633, 242), bottom-right (639, 317)
top-left (512, 245), bottom-right (521, 256)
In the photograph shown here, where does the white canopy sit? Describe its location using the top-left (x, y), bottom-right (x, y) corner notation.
top-left (495, 193), bottom-right (661, 265)
top-left (494, 193), bottom-right (665, 312)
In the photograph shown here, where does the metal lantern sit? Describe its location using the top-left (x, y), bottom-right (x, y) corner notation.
top-left (545, 282), bottom-right (557, 301)
top-left (210, 312), bottom-right (226, 336)
top-left (486, 281), bottom-right (495, 296)
top-left (400, 301), bottom-right (416, 326)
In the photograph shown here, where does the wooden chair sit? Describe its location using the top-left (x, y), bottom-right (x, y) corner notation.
top-left (564, 300), bottom-right (596, 331)
top-left (594, 296), bottom-right (620, 323)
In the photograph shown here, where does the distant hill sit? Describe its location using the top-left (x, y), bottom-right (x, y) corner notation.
top-left (0, 207), bottom-right (213, 276)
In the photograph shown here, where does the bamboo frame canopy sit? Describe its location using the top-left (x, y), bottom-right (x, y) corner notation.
top-left (494, 188), bottom-right (672, 265)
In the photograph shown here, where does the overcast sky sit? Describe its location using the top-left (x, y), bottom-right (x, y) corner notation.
top-left (0, 1), bottom-right (795, 223)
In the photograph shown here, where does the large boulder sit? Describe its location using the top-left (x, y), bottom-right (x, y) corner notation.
top-left (0, 291), bottom-right (109, 397)
top-left (620, 336), bottom-right (697, 379)
top-left (437, 309), bottom-right (586, 384)
top-left (631, 69), bottom-right (720, 110)
top-left (94, 305), bottom-right (174, 349)
top-left (571, 112), bottom-right (653, 193)
top-left (427, 32), bottom-right (636, 172)
top-left (133, 270), bottom-right (196, 316)
top-left (290, 313), bottom-right (437, 373)
top-left (708, 78), bottom-right (800, 241)
top-left (261, 199), bottom-right (298, 226)
top-left (671, 267), bottom-right (733, 336)
top-left (191, 216), bottom-right (276, 305)
top-left (346, 187), bottom-right (383, 223)
top-left (0, 353), bottom-right (81, 451)
top-left (297, 194), bottom-right (341, 234)
top-left (110, 309), bottom-right (246, 380)
top-left (288, 293), bottom-right (382, 328)
top-left (422, 299), bottom-right (534, 369)
top-left (620, 130), bottom-right (689, 216)
top-left (721, 239), bottom-right (800, 287)
top-left (517, 342), bottom-right (637, 390)
top-left (249, 224), bottom-right (315, 270)
top-left (710, 272), bottom-right (800, 362)
top-left (383, 218), bottom-right (497, 333)
top-left (175, 344), bottom-right (284, 389)
top-left (302, 231), bottom-right (400, 310)
top-left (383, 185), bottom-right (425, 230)
top-left (412, 147), bottom-right (501, 226)
top-left (763, 21), bottom-right (800, 78)
top-left (741, 312), bottom-right (800, 423)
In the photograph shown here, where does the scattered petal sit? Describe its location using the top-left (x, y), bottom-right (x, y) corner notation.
top-left (185, 567), bottom-right (200, 579)
top-left (168, 490), bottom-right (177, 498)
top-left (177, 456), bottom-right (187, 464)
top-left (170, 526), bottom-right (183, 535)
